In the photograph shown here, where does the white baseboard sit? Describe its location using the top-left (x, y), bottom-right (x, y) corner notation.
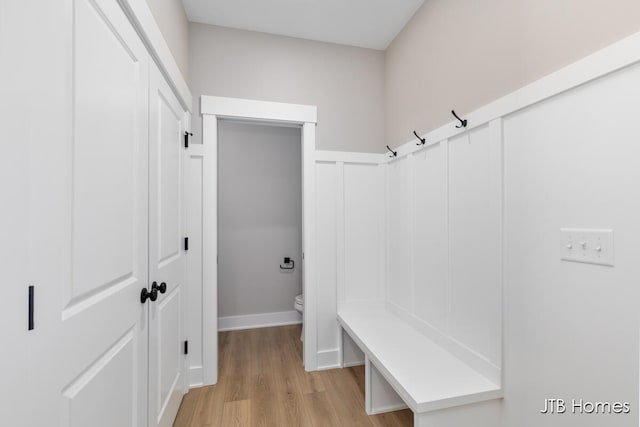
top-left (316, 349), bottom-right (341, 370)
top-left (188, 366), bottom-right (203, 388)
top-left (218, 310), bottom-right (302, 331)
top-left (344, 361), bottom-right (365, 368)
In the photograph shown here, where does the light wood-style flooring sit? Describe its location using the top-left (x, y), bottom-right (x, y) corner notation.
top-left (174, 324), bottom-right (412, 426)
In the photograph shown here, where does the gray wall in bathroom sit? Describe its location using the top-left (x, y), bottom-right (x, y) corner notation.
top-left (218, 120), bottom-right (302, 318)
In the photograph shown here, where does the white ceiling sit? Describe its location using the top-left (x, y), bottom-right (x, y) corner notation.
top-left (182, 0), bottom-right (426, 50)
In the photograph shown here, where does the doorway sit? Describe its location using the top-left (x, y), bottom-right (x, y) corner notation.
top-left (189, 96), bottom-right (318, 387)
top-left (217, 120), bottom-right (303, 332)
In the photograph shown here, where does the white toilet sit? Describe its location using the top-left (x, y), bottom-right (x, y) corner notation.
top-left (294, 294), bottom-right (303, 341)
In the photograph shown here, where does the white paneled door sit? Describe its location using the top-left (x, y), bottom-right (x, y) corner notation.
top-left (30, 0), bottom-right (151, 425)
top-left (148, 63), bottom-right (187, 427)
top-left (23, 1), bottom-right (189, 426)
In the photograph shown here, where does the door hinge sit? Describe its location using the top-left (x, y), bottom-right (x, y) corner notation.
top-left (28, 285), bottom-right (34, 331)
top-left (184, 131), bottom-right (193, 148)
top-left (184, 237), bottom-right (189, 251)
top-left (184, 340), bottom-right (189, 355)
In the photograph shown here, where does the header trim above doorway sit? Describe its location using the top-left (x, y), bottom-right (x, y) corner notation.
top-left (201, 96), bottom-right (318, 124)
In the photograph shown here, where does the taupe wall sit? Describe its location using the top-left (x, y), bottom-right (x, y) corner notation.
top-left (189, 23), bottom-right (385, 152)
top-left (385, 0), bottom-right (640, 147)
top-left (146, 0), bottom-right (190, 80)
top-left (150, 1), bottom-right (640, 149)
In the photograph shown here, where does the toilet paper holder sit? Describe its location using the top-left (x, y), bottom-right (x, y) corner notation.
top-left (280, 257), bottom-right (295, 270)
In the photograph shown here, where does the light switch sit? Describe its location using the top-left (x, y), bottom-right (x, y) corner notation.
top-left (560, 228), bottom-right (614, 266)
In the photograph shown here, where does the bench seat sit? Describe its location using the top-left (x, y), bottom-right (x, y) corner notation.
top-left (337, 303), bottom-right (502, 417)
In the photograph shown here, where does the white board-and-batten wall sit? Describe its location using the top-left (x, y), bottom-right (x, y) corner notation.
top-left (308, 31), bottom-right (640, 427)
top-left (308, 31), bottom-right (640, 398)
top-left (314, 122), bottom-right (502, 380)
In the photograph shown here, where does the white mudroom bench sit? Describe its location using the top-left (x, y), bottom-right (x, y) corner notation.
top-left (337, 303), bottom-right (502, 426)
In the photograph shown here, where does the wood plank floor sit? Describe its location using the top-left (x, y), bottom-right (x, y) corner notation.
top-left (174, 324), bottom-right (412, 426)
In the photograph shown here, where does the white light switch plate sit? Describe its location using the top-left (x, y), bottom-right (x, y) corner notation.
top-left (560, 228), bottom-right (614, 266)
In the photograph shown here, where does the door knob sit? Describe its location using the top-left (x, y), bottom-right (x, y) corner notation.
top-left (153, 281), bottom-right (167, 294)
top-left (140, 286), bottom-right (158, 303)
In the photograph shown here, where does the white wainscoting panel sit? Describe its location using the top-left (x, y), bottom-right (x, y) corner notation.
top-left (449, 124), bottom-right (502, 368)
top-left (343, 163), bottom-right (385, 302)
top-left (387, 157), bottom-right (412, 312)
top-left (501, 62), bottom-right (640, 426)
top-left (315, 162), bottom-right (339, 360)
top-left (412, 142), bottom-right (449, 333)
top-left (384, 123), bottom-right (503, 380)
top-left (314, 154), bottom-right (387, 369)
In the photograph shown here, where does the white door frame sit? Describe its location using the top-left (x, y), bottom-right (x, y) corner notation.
top-left (200, 95), bottom-right (318, 385)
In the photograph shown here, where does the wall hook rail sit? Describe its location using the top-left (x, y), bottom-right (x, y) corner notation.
top-left (451, 110), bottom-right (467, 128)
top-left (386, 145), bottom-right (398, 158)
top-left (413, 130), bottom-right (426, 146)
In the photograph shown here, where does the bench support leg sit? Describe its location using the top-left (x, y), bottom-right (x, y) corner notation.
top-left (364, 356), bottom-right (408, 415)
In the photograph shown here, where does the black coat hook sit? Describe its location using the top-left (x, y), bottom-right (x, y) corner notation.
top-left (386, 145), bottom-right (398, 158)
top-left (413, 131), bottom-right (426, 146)
top-left (451, 110), bottom-right (467, 128)
top-left (184, 131), bottom-right (193, 148)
